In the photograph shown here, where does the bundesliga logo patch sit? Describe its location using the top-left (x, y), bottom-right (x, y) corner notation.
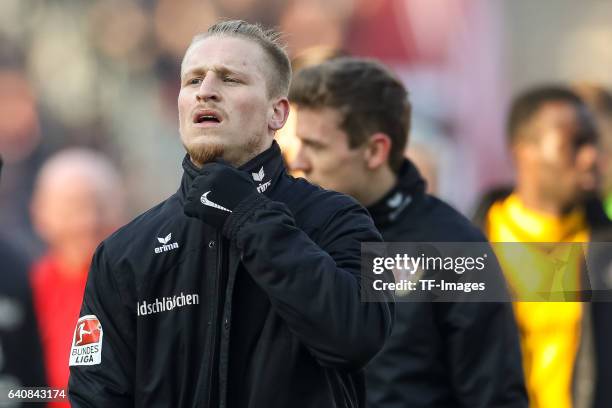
top-left (69, 315), bottom-right (103, 366)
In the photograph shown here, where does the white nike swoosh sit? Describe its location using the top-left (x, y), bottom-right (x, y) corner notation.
top-left (200, 191), bottom-right (232, 213)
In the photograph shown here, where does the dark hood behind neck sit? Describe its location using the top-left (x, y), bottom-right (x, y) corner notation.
top-left (179, 141), bottom-right (285, 199)
top-left (367, 159), bottom-right (426, 227)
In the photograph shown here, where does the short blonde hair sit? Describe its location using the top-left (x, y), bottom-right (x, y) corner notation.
top-left (184, 20), bottom-right (291, 98)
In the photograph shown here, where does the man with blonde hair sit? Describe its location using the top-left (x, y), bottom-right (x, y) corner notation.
top-left (69, 20), bottom-right (392, 408)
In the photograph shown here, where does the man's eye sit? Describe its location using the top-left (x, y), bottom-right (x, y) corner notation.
top-left (188, 78), bottom-right (202, 85)
top-left (223, 76), bottom-right (239, 83)
top-left (304, 141), bottom-right (323, 151)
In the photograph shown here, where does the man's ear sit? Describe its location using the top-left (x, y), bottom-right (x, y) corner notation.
top-left (269, 97), bottom-right (290, 131)
top-left (363, 133), bottom-right (392, 170)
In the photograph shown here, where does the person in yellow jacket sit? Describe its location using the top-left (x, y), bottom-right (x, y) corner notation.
top-left (483, 86), bottom-right (601, 408)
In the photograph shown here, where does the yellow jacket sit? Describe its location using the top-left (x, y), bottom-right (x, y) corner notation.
top-left (486, 193), bottom-right (588, 408)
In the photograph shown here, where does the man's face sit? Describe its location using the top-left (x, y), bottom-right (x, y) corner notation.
top-left (292, 107), bottom-right (370, 199)
top-left (178, 36), bottom-right (274, 166)
top-left (519, 101), bottom-right (599, 207)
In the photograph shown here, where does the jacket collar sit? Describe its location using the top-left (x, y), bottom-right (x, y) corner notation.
top-left (179, 140), bottom-right (285, 200)
top-left (367, 159), bottom-right (426, 227)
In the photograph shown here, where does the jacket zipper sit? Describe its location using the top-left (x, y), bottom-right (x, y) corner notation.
top-left (206, 232), bottom-right (222, 407)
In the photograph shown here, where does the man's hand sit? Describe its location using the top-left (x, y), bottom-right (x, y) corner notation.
top-left (184, 162), bottom-right (257, 230)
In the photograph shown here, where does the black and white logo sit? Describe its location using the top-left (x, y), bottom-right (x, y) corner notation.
top-left (252, 167), bottom-right (265, 182)
top-left (200, 191), bottom-right (232, 213)
top-left (387, 193), bottom-right (412, 222)
top-left (157, 233), bottom-right (172, 245)
top-left (154, 232), bottom-right (179, 254)
top-left (387, 192), bottom-right (403, 208)
top-left (137, 292), bottom-right (200, 317)
top-left (252, 167), bottom-right (271, 193)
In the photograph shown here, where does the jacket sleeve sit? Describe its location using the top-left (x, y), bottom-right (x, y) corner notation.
top-left (68, 243), bottom-right (135, 407)
top-left (223, 191), bottom-right (394, 370)
top-left (439, 301), bottom-right (528, 408)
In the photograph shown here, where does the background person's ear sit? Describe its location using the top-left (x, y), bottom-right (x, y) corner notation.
top-left (364, 133), bottom-right (392, 170)
top-left (269, 97), bottom-right (290, 131)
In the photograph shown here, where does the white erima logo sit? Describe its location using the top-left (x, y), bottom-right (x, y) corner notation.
top-left (157, 233), bottom-right (171, 244)
top-left (387, 193), bottom-right (412, 222)
top-left (154, 233), bottom-right (179, 254)
top-left (252, 166), bottom-right (271, 193)
top-left (387, 192), bottom-right (403, 208)
top-left (252, 167), bottom-right (265, 182)
top-left (201, 191), bottom-right (232, 213)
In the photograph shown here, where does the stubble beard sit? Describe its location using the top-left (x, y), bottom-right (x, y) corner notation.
top-left (186, 141), bottom-right (225, 168)
top-left (184, 132), bottom-right (268, 168)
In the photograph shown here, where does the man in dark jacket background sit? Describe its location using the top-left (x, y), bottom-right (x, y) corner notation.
top-left (290, 57), bottom-right (527, 408)
top-left (68, 21), bottom-right (393, 407)
top-left (0, 154), bottom-right (47, 404)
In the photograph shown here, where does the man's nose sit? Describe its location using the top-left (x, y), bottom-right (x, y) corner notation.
top-left (196, 76), bottom-right (220, 102)
top-left (291, 145), bottom-right (311, 174)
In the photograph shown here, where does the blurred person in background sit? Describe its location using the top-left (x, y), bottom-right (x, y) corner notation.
top-left (290, 57), bottom-right (527, 408)
top-left (572, 84), bottom-right (612, 220)
top-left (275, 45), bottom-right (346, 175)
top-left (0, 154), bottom-right (47, 404)
top-left (572, 83), bottom-right (612, 408)
top-left (68, 20), bottom-right (392, 408)
top-left (29, 148), bottom-right (124, 395)
top-left (481, 86), bottom-right (610, 408)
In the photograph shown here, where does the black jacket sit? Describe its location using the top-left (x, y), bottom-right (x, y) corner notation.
top-left (68, 142), bottom-right (394, 408)
top-left (0, 238), bottom-right (47, 396)
top-left (365, 160), bottom-right (527, 408)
